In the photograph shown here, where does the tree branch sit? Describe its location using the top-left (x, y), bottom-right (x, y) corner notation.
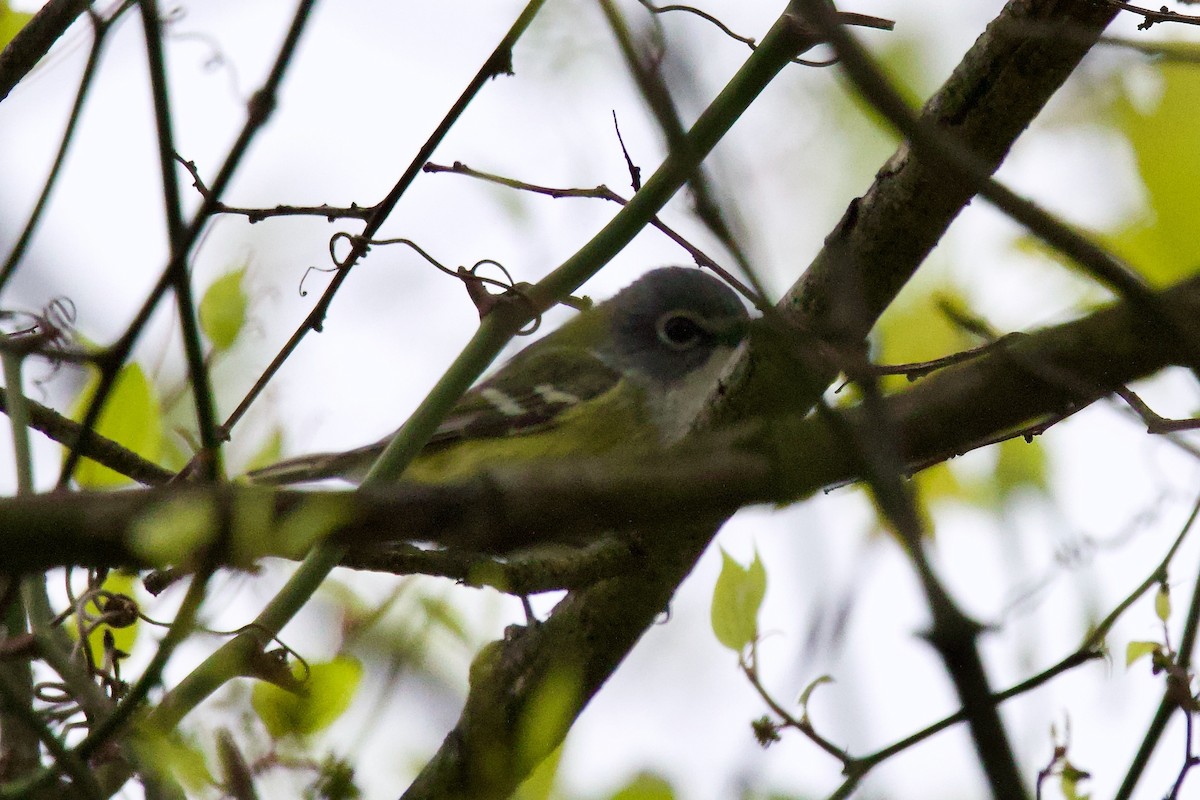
top-left (5, 273), bottom-right (1199, 571)
top-left (783, 0), bottom-right (1119, 343)
top-left (0, 0), bottom-right (87, 105)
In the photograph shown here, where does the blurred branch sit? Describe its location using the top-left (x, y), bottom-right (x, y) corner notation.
top-left (0, 384), bottom-right (171, 485)
top-left (138, 0), bottom-right (222, 479)
top-left (60, 0), bottom-right (320, 486)
top-left (836, 345), bottom-right (1026, 797)
top-left (602, 0), bottom-right (761, 289)
top-left (0, 11), bottom-right (108, 289)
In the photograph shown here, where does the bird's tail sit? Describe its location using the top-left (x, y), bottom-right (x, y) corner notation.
top-left (243, 441), bottom-right (384, 485)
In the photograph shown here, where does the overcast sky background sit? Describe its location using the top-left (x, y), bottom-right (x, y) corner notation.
top-left (4, 2), bottom-right (1200, 798)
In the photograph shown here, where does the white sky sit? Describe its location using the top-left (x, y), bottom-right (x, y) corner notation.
top-left (4, 1), bottom-right (1200, 799)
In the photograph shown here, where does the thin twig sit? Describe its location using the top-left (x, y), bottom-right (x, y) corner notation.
top-left (176, 156), bottom-right (376, 222)
top-left (1106, 0), bottom-right (1200, 29)
top-left (637, 0), bottom-right (893, 65)
top-left (422, 160), bottom-right (758, 303)
top-left (59, 0), bottom-right (320, 486)
top-left (1115, 386), bottom-right (1200, 433)
top-left (139, 0), bottom-right (222, 480)
top-left (0, 9), bottom-right (110, 291)
top-left (792, 0), bottom-right (1200, 385)
top-left (216, 0), bottom-right (549, 439)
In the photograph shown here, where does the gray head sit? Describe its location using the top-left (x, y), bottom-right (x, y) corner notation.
top-left (601, 267), bottom-right (749, 384)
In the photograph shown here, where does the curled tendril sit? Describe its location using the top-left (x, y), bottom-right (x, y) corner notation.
top-left (317, 233), bottom-right (548, 334)
top-left (463, 258), bottom-right (543, 336)
top-left (0, 296), bottom-right (77, 349)
top-left (636, 0), bottom-right (842, 66)
top-left (298, 264), bottom-right (338, 297)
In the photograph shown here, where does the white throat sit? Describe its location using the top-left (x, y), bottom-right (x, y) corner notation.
top-left (646, 342), bottom-right (745, 446)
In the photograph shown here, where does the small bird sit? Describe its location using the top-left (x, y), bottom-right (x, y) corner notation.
top-left (247, 267), bottom-right (750, 485)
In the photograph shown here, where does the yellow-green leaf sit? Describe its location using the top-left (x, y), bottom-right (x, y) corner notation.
top-left (252, 656), bottom-right (363, 739)
top-left (419, 595), bottom-right (470, 645)
top-left (198, 267), bottom-right (248, 351)
top-left (711, 548), bottom-right (767, 653)
top-left (241, 428), bottom-right (284, 474)
top-left (1060, 760), bottom-right (1092, 800)
top-left (69, 363), bottom-right (163, 487)
top-left (129, 727), bottom-right (215, 792)
top-left (913, 462), bottom-right (964, 505)
top-left (1111, 64), bottom-right (1200, 285)
top-left (872, 281), bottom-right (974, 393)
top-left (994, 436), bottom-right (1049, 500)
top-left (797, 674), bottom-right (834, 721)
top-left (608, 772), bottom-right (676, 800)
top-left (1155, 583), bottom-right (1171, 623)
top-left (1126, 640), bottom-right (1161, 668)
top-left (0, 3), bottom-right (33, 50)
top-left (517, 665), bottom-right (581, 775)
top-left (129, 494), bottom-right (217, 566)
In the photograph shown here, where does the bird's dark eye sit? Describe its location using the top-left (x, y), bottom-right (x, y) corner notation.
top-left (656, 312), bottom-right (706, 350)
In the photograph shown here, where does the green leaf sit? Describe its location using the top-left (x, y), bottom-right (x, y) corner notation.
top-left (512, 745), bottom-right (563, 800)
top-left (994, 436), bottom-right (1049, 499)
top-left (242, 428), bottom-right (284, 473)
top-left (129, 494), bottom-right (217, 566)
top-left (419, 595), bottom-right (470, 645)
top-left (129, 727), bottom-right (215, 792)
top-left (1111, 64), bottom-right (1200, 285)
top-left (0, 3), bottom-right (33, 50)
top-left (711, 548), bottom-right (767, 653)
top-left (1125, 640), bottom-right (1161, 668)
top-left (517, 665), bottom-right (581, 775)
top-left (69, 363), bottom-right (164, 487)
top-left (252, 656), bottom-right (363, 739)
top-left (913, 462), bottom-right (964, 505)
top-left (872, 281), bottom-right (974, 393)
top-left (1060, 760), bottom-right (1091, 800)
top-left (198, 267), bottom-right (248, 351)
top-left (797, 674), bottom-right (834, 722)
top-left (1155, 583), bottom-right (1171, 623)
top-left (608, 772), bottom-right (676, 800)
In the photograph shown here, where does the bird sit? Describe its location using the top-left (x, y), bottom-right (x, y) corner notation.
top-left (246, 267), bottom-right (750, 486)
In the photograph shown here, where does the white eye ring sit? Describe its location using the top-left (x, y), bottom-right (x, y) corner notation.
top-left (656, 311), bottom-right (707, 350)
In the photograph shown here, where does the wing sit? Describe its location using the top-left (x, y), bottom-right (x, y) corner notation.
top-left (424, 345), bottom-right (620, 448)
top-left (246, 346), bottom-right (620, 484)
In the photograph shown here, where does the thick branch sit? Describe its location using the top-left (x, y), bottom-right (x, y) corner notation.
top-left (4, 273), bottom-right (1198, 572)
top-left (784, 0), bottom-right (1119, 343)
